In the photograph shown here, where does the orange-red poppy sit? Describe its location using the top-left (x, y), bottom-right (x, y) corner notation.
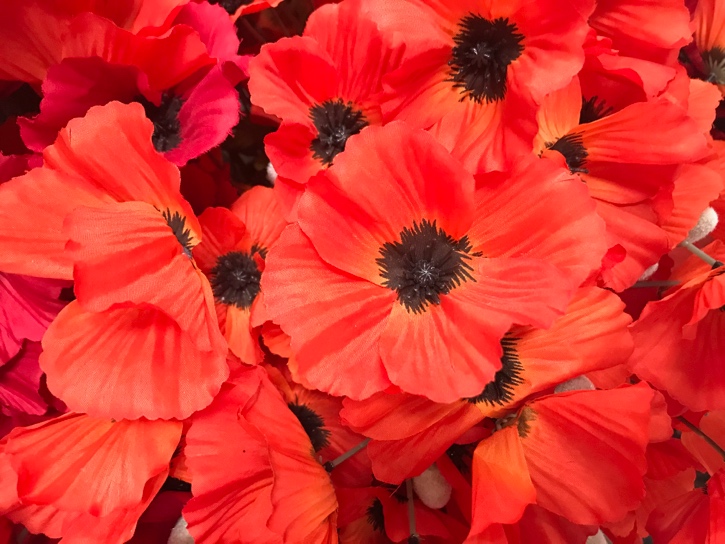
top-left (183, 366), bottom-right (338, 543)
top-left (0, 102), bottom-right (227, 419)
top-left (263, 122), bottom-right (606, 403)
top-left (193, 187), bottom-right (286, 364)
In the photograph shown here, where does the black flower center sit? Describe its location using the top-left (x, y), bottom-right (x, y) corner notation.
top-left (309, 98), bottom-right (368, 166)
top-left (137, 93), bottom-right (184, 152)
top-left (703, 47), bottom-right (725, 85)
top-left (377, 219), bottom-right (476, 314)
top-left (210, 251), bottom-right (261, 309)
top-left (163, 209), bottom-right (194, 258)
top-left (466, 335), bottom-right (523, 406)
top-left (288, 402), bottom-right (331, 452)
top-left (448, 14), bottom-right (524, 104)
top-left (579, 96), bottom-right (613, 124)
top-left (547, 133), bottom-right (589, 174)
top-left (209, 0), bottom-right (254, 14)
top-left (366, 498), bottom-right (385, 532)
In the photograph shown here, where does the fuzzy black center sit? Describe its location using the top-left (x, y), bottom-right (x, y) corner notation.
top-left (703, 47), bottom-right (725, 85)
top-left (288, 402), bottom-right (331, 452)
top-left (466, 335), bottom-right (523, 406)
top-left (210, 0), bottom-right (254, 14)
top-left (547, 133), bottom-right (589, 174)
top-left (579, 96), bottom-right (613, 124)
top-left (163, 209), bottom-right (194, 258)
top-left (309, 98), bottom-right (368, 166)
top-left (366, 498), bottom-right (385, 532)
top-left (137, 93), bottom-right (184, 152)
top-left (448, 15), bottom-right (524, 104)
top-left (210, 251), bottom-right (261, 309)
top-left (377, 219), bottom-right (476, 314)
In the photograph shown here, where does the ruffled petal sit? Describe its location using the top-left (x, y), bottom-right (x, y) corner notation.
top-left (230, 186), bottom-right (287, 252)
top-left (0, 343), bottom-right (47, 416)
top-left (4, 413), bottom-right (181, 517)
top-left (521, 385), bottom-right (653, 524)
top-left (261, 225), bottom-right (393, 399)
top-left (469, 426), bottom-right (536, 535)
top-left (41, 302), bottom-right (228, 420)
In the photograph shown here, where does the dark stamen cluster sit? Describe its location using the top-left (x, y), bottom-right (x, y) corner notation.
top-left (703, 47), bottom-right (725, 85)
top-left (548, 133), bottom-right (589, 174)
top-left (365, 498), bottom-right (385, 532)
top-left (137, 93), bottom-right (184, 152)
top-left (210, 251), bottom-right (261, 309)
top-left (287, 402), bottom-right (331, 452)
top-left (446, 443), bottom-right (475, 475)
top-left (466, 335), bottom-right (523, 406)
top-left (579, 96), bottom-right (613, 124)
top-left (448, 15), bottom-right (524, 104)
top-left (210, 0), bottom-right (254, 15)
top-left (309, 98), bottom-right (368, 165)
top-left (162, 209), bottom-right (194, 258)
top-left (377, 219), bottom-right (476, 314)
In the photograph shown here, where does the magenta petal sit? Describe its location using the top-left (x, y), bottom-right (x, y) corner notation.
top-left (165, 66), bottom-right (241, 166)
top-left (19, 58), bottom-right (146, 152)
top-left (0, 153), bottom-right (32, 183)
top-left (0, 273), bottom-right (66, 365)
top-left (173, 2), bottom-right (240, 63)
top-left (0, 342), bottom-right (47, 416)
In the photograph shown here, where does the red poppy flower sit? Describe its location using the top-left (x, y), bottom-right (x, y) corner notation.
top-left (341, 286), bottom-right (633, 483)
top-left (0, 102), bottom-right (227, 419)
top-left (183, 366), bottom-right (337, 543)
top-left (178, 150), bottom-right (239, 216)
top-left (193, 187), bottom-right (286, 364)
top-left (0, 343), bottom-right (47, 417)
top-left (630, 240), bottom-right (725, 411)
top-left (357, 0), bottom-right (594, 172)
top-left (18, 11), bottom-right (239, 166)
top-left (263, 122), bottom-right (605, 402)
top-left (265, 364), bottom-right (372, 487)
top-left (648, 469), bottom-right (725, 543)
top-left (535, 76), bottom-right (710, 290)
top-left (468, 384), bottom-right (655, 536)
top-left (0, 413), bottom-right (181, 543)
top-left (0, 273), bottom-right (65, 364)
top-left (248, 0), bottom-right (404, 200)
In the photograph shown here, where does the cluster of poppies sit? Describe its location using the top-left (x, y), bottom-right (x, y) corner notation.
top-left (1, 0), bottom-right (725, 542)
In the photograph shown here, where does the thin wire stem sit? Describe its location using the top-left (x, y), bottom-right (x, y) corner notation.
top-left (406, 479), bottom-right (419, 544)
top-left (678, 416), bottom-right (725, 461)
top-left (632, 280), bottom-right (681, 288)
top-left (323, 438), bottom-right (370, 472)
top-left (680, 240), bottom-right (722, 268)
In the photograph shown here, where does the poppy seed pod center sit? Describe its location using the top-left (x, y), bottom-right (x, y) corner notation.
top-left (448, 15), bottom-right (525, 103)
top-left (377, 219), bottom-right (476, 314)
top-left (548, 133), bottom-right (589, 174)
top-left (137, 93), bottom-right (184, 153)
top-left (309, 98), bottom-right (368, 165)
top-left (210, 251), bottom-right (261, 309)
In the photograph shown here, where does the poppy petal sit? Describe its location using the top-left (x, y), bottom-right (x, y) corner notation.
top-left (262, 225), bottom-right (393, 400)
top-left (40, 301), bottom-right (228, 420)
top-left (4, 413), bottom-right (181, 517)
